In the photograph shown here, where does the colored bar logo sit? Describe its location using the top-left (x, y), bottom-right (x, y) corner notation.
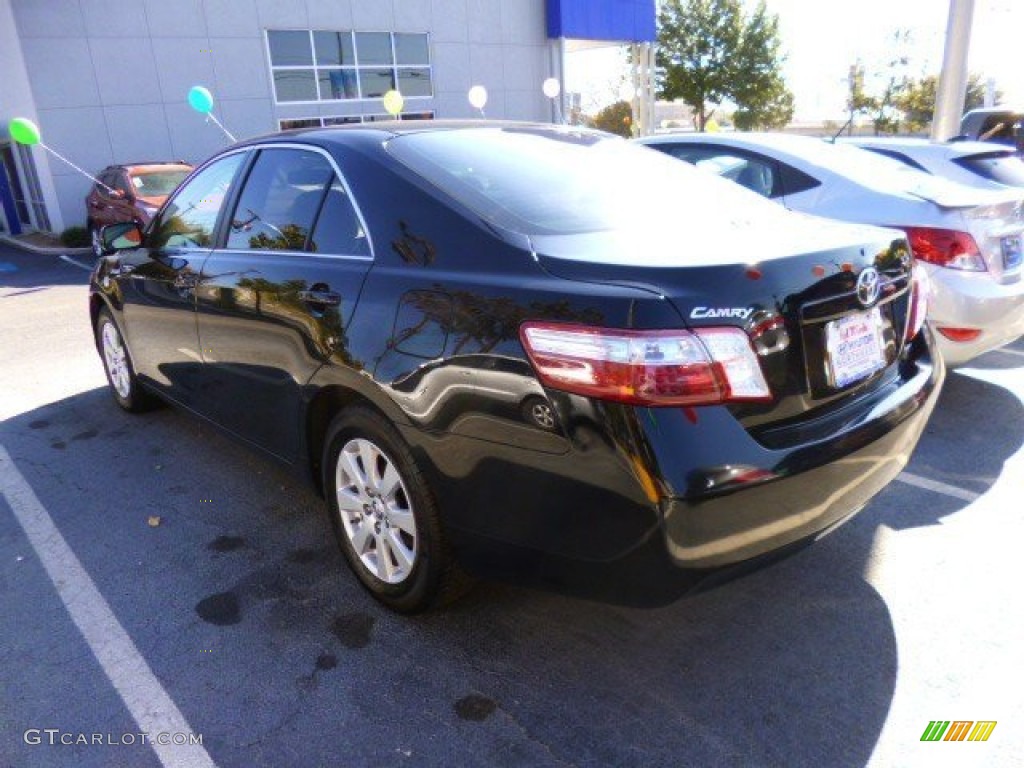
top-left (921, 721), bottom-right (997, 742)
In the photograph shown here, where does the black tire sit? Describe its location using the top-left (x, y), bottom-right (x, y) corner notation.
top-left (323, 406), bottom-right (470, 612)
top-left (95, 308), bottom-right (157, 412)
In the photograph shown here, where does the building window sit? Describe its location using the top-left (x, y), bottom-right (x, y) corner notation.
top-left (267, 30), bottom-right (432, 104)
top-left (279, 112), bottom-right (434, 131)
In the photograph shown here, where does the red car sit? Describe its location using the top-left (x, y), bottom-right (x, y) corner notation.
top-left (86, 162), bottom-right (192, 256)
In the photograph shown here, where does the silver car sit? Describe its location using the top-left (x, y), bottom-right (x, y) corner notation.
top-left (638, 132), bottom-right (1024, 367)
top-left (842, 137), bottom-right (1024, 191)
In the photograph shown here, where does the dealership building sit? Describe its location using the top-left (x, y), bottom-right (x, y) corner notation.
top-left (0, 0), bottom-right (655, 235)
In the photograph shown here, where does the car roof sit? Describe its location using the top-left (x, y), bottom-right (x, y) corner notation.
top-left (963, 107), bottom-right (1024, 117)
top-left (104, 161), bottom-right (192, 171)
top-left (235, 120), bottom-right (597, 149)
top-left (639, 131), bottom-right (829, 153)
top-left (842, 137), bottom-right (1016, 159)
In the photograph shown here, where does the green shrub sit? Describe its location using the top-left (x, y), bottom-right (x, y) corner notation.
top-left (60, 226), bottom-right (90, 248)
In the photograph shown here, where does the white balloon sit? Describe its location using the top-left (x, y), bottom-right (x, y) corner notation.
top-left (542, 78), bottom-right (561, 99)
top-left (468, 85), bottom-right (488, 111)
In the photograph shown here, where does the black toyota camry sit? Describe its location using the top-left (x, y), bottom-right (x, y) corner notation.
top-left (89, 122), bottom-right (943, 612)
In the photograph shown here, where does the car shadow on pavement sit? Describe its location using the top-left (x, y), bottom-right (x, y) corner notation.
top-left (0, 388), bottom-right (907, 768)
top-left (893, 366), bottom-right (1024, 518)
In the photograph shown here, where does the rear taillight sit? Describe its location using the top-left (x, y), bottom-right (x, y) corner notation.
top-left (519, 323), bottom-right (771, 406)
top-left (904, 262), bottom-right (930, 343)
top-left (904, 226), bottom-right (987, 271)
top-left (936, 326), bottom-right (982, 342)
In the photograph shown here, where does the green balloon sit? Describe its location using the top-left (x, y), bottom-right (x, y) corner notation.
top-left (9, 117), bottom-right (41, 146)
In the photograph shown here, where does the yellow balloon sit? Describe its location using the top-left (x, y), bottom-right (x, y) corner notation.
top-left (705, 118), bottom-right (721, 133)
top-left (382, 90), bottom-right (404, 117)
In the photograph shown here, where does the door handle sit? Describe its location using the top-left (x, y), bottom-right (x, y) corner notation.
top-left (174, 273), bottom-right (198, 289)
top-left (110, 263), bottom-right (135, 277)
top-left (299, 290), bottom-right (341, 307)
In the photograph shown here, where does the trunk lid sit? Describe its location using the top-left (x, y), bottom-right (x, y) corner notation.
top-left (532, 213), bottom-right (914, 438)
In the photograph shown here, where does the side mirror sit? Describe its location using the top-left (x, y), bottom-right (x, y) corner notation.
top-left (101, 222), bottom-right (143, 253)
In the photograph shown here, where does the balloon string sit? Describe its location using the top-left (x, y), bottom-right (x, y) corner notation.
top-left (206, 113), bottom-right (236, 143)
top-left (39, 142), bottom-right (116, 194)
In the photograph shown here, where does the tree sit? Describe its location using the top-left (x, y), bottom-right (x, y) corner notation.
top-left (729, 2), bottom-right (793, 130)
top-left (656, 0), bottom-right (793, 131)
top-left (897, 74), bottom-right (999, 133)
top-left (590, 100), bottom-right (633, 138)
top-left (846, 30), bottom-right (913, 135)
top-left (734, 87), bottom-right (793, 131)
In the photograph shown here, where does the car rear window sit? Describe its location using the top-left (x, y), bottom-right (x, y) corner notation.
top-left (131, 170), bottom-right (190, 196)
top-left (954, 152), bottom-right (1024, 187)
top-left (385, 127), bottom-right (783, 236)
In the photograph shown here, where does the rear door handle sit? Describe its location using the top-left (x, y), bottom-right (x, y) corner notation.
top-left (299, 290), bottom-right (341, 307)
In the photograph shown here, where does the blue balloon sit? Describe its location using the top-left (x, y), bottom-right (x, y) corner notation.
top-left (187, 86), bottom-right (214, 114)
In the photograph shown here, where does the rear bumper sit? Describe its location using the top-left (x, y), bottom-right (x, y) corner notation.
top-left (927, 265), bottom-right (1024, 367)
top-left (415, 332), bottom-right (943, 600)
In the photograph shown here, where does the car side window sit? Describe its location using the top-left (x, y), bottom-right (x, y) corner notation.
top-left (776, 161), bottom-right (822, 196)
top-left (309, 175), bottom-right (370, 256)
top-left (661, 146), bottom-right (779, 198)
top-left (96, 171), bottom-right (117, 199)
top-left (113, 172), bottom-right (133, 197)
top-left (862, 147), bottom-right (928, 173)
top-left (149, 154), bottom-right (245, 249)
top-left (227, 148), bottom-right (333, 252)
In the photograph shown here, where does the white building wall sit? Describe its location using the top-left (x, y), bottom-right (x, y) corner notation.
top-left (0, 0), bottom-right (65, 231)
top-left (7, 0), bottom-right (554, 230)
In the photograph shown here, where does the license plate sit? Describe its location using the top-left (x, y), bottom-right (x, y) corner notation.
top-left (1002, 234), bottom-right (1023, 270)
top-left (825, 308), bottom-right (886, 389)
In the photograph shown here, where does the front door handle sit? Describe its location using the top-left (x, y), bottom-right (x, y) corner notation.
top-left (299, 289), bottom-right (341, 307)
top-left (174, 273), bottom-right (198, 289)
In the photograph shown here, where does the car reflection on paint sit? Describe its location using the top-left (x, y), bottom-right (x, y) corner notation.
top-left (90, 122), bottom-right (942, 612)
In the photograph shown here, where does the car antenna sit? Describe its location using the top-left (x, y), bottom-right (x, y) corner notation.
top-left (830, 116), bottom-right (853, 143)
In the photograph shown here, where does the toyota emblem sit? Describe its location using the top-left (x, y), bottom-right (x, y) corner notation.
top-left (856, 267), bottom-right (881, 307)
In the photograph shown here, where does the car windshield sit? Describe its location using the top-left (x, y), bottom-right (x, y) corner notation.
top-left (131, 170), bottom-right (190, 197)
top-left (385, 127), bottom-right (786, 236)
top-left (955, 152), bottom-right (1024, 187)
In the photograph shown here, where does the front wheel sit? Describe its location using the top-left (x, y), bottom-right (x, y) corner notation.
top-left (324, 407), bottom-right (469, 612)
top-left (96, 308), bottom-right (156, 412)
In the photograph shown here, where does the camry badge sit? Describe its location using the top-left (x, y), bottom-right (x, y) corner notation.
top-left (856, 267), bottom-right (881, 307)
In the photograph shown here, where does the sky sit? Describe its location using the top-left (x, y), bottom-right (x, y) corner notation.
top-left (565, 0), bottom-right (1021, 121)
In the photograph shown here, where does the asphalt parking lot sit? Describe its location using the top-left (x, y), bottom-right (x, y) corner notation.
top-left (1, 244), bottom-right (1022, 768)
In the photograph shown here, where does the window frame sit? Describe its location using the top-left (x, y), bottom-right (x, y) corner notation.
top-left (211, 142), bottom-right (375, 261)
top-left (146, 152), bottom-right (249, 251)
top-left (265, 29), bottom-right (433, 107)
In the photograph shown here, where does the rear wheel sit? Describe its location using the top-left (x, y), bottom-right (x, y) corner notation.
top-left (96, 308), bottom-right (156, 412)
top-left (324, 407), bottom-right (468, 612)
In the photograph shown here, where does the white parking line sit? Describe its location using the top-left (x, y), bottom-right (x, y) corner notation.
top-left (896, 471), bottom-right (981, 502)
top-left (993, 346), bottom-right (1024, 360)
top-left (0, 445), bottom-right (216, 768)
top-left (59, 254), bottom-right (94, 272)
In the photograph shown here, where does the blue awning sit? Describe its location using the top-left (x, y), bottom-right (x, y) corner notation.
top-left (546, 0), bottom-right (657, 43)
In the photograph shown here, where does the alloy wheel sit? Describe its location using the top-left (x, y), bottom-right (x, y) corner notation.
top-left (334, 437), bottom-right (418, 584)
top-left (101, 321), bottom-right (132, 399)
